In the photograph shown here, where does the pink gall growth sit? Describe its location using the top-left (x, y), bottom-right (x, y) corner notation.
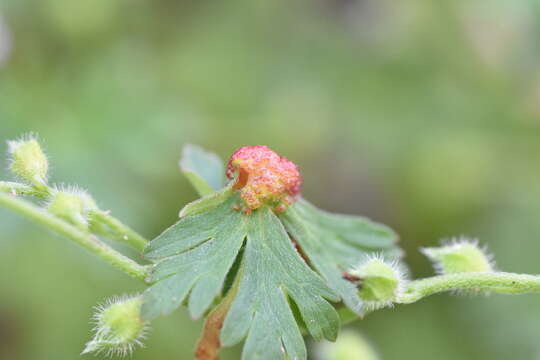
top-left (226, 145), bottom-right (302, 212)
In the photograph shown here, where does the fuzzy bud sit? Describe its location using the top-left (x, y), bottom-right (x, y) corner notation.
top-left (226, 145), bottom-right (302, 212)
top-left (421, 238), bottom-right (494, 275)
top-left (349, 257), bottom-right (405, 310)
top-left (48, 187), bottom-right (97, 230)
top-left (82, 295), bottom-right (148, 357)
top-left (7, 135), bottom-right (48, 186)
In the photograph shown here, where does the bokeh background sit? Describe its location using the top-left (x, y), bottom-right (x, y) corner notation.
top-left (1, 0), bottom-right (540, 359)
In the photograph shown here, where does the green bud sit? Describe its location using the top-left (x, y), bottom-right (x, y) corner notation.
top-left (82, 295), bottom-right (148, 357)
top-left (316, 331), bottom-right (380, 360)
top-left (421, 239), bottom-right (494, 274)
top-left (48, 187), bottom-right (97, 230)
top-left (8, 135), bottom-right (49, 186)
top-left (350, 257), bottom-right (405, 310)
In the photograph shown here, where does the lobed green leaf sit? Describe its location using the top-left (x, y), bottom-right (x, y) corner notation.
top-left (142, 194), bottom-right (246, 320)
top-left (281, 199), bottom-right (401, 315)
top-left (220, 206), bottom-right (340, 360)
top-left (144, 144), bottom-right (403, 359)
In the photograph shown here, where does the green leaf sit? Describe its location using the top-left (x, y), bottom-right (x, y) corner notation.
top-left (180, 144), bottom-right (226, 196)
top-left (179, 178), bottom-right (235, 218)
top-left (143, 151), bottom-right (400, 359)
top-left (142, 194), bottom-right (341, 359)
top-left (280, 198), bottom-right (401, 315)
top-left (220, 206), bottom-right (340, 360)
top-left (142, 193), bottom-right (247, 320)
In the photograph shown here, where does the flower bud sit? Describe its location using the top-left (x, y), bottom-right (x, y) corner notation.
top-left (316, 331), bottom-right (380, 360)
top-left (7, 135), bottom-right (48, 186)
top-left (48, 187), bottom-right (97, 230)
top-left (82, 295), bottom-right (148, 357)
top-left (349, 256), bottom-right (405, 310)
top-left (421, 238), bottom-right (494, 274)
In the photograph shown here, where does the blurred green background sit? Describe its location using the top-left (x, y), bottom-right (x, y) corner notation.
top-left (1, 0), bottom-right (540, 359)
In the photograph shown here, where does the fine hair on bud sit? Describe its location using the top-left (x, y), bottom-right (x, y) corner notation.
top-left (349, 254), bottom-right (407, 311)
top-left (47, 185), bottom-right (97, 230)
top-left (82, 294), bottom-right (149, 358)
top-left (7, 133), bottom-right (49, 186)
top-left (421, 237), bottom-right (495, 275)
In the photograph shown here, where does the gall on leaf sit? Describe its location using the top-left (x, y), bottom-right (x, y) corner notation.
top-left (226, 145), bottom-right (302, 213)
top-left (142, 145), bottom-right (402, 360)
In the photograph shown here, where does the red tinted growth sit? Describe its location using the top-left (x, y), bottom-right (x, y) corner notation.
top-left (226, 145), bottom-right (302, 212)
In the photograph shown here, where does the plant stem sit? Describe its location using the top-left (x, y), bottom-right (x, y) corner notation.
top-left (90, 210), bottom-right (148, 251)
top-left (398, 272), bottom-right (540, 304)
top-left (0, 181), bottom-right (46, 197)
top-left (0, 192), bottom-right (149, 281)
top-left (1, 181), bottom-right (149, 251)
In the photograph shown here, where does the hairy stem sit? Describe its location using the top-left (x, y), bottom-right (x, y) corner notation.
top-left (0, 181), bottom-right (46, 197)
top-left (398, 272), bottom-right (540, 304)
top-left (0, 192), bottom-right (149, 281)
top-left (90, 210), bottom-right (148, 251)
top-left (1, 181), bottom-right (148, 251)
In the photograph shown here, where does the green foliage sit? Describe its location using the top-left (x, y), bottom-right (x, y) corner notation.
top-left (5, 138), bottom-right (540, 360)
top-left (142, 188), bottom-right (341, 359)
top-left (4, 1), bottom-right (540, 358)
top-left (142, 193), bottom-right (247, 320)
top-left (282, 200), bottom-right (400, 315)
top-left (142, 146), bottom-right (402, 359)
top-left (219, 205), bottom-right (339, 359)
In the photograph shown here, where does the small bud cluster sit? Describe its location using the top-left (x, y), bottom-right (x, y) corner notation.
top-left (8, 134), bottom-right (49, 187)
top-left (2, 135), bottom-right (151, 357)
top-left (421, 238), bottom-right (494, 275)
top-left (349, 255), bottom-right (407, 310)
top-left (6, 135), bottom-right (100, 229)
top-left (226, 145), bottom-right (302, 213)
top-left (82, 295), bottom-right (148, 357)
